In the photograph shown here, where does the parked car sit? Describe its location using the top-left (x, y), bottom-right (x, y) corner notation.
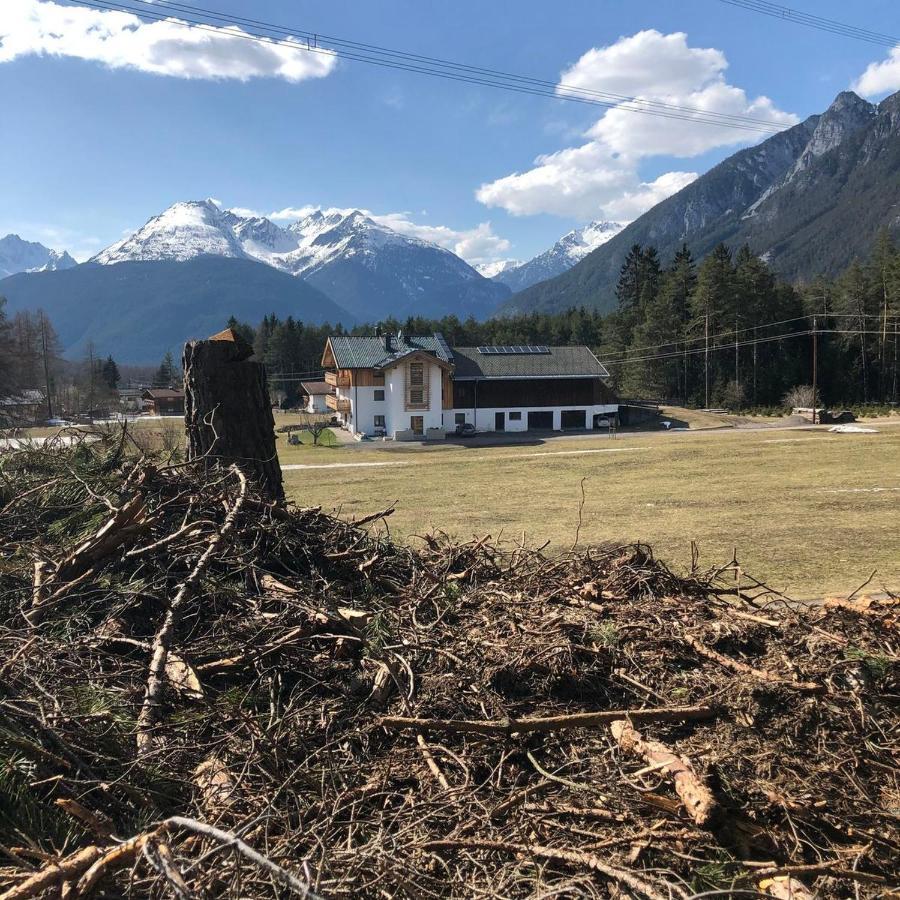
top-left (454, 422), bottom-right (476, 437)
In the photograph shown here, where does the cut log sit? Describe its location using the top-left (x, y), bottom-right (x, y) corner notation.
top-left (610, 720), bottom-right (717, 827)
top-left (183, 328), bottom-right (283, 502)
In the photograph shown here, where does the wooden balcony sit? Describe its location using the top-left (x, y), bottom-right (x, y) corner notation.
top-left (326, 394), bottom-right (351, 413)
top-left (325, 371), bottom-right (351, 388)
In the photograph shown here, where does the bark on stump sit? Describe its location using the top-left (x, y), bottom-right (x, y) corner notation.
top-left (183, 328), bottom-right (284, 502)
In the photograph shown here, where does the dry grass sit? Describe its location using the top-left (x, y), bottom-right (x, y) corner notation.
top-left (282, 423), bottom-right (900, 599)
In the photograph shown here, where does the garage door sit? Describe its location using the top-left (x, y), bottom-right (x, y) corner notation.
top-left (527, 411), bottom-right (553, 429)
top-left (560, 410), bottom-right (586, 429)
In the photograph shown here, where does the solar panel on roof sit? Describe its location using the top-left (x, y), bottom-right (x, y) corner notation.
top-left (476, 345), bottom-right (551, 355)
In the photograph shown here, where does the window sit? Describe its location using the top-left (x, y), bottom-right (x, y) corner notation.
top-left (455, 413), bottom-right (466, 425)
top-left (405, 360), bottom-right (429, 410)
top-left (509, 411), bottom-right (522, 421)
top-left (410, 415), bottom-right (424, 435)
top-left (374, 415), bottom-right (385, 429)
top-left (374, 389), bottom-right (385, 401)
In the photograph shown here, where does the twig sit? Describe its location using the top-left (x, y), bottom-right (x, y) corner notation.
top-left (135, 466), bottom-right (247, 755)
top-left (421, 838), bottom-right (687, 900)
top-left (380, 704), bottom-right (719, 737)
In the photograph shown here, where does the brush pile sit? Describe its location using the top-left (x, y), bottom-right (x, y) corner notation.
top-left (0, 432), bottom-right (897, 899)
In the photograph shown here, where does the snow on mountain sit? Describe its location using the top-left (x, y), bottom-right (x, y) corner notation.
top-left (0, 234), bottom-right (77, 279)
top-left (476, 259), bottom-right (523, 279)
top-left (93, 200), bottom-right (246, 264)
top-left (489, 221), bottom-right (624, 293)
top-left (90, 200), bottom-right (509, 321)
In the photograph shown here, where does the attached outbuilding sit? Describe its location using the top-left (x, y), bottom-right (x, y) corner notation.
top-left (446, 345), bottom-right (617, 433)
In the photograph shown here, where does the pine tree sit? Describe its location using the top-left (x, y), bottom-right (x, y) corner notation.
top-left (101, 355), bottom-right (120, 390)
top-left (153, 351), bottom-right (178, 389)
top-left (226, 315), bottom-right (256, 348)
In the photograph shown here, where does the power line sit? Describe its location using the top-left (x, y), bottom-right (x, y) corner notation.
top-left (716, 0), bottom-right (899, 48)
top-left (65, 0), bottom-right (791, 135)
top-left (602, 312), bottom-right (890, 362)
top-left (602, 327), bottom-right (892, 367)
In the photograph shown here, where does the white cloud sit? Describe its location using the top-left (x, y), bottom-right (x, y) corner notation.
top-left (369, 213), bottom-right (511, 264)
top-left (0, 0), bottom-right (337, 81)
top-left (602, 172), bottom-right (699, 221)
top-left (268, 206), bottom-right (320, 222)
top-left (477, 29), bottom-right (797, 221)
top-left (853, 45), bottom-right (900, 97)
top-left (227, 206), bottom-right (262, 219)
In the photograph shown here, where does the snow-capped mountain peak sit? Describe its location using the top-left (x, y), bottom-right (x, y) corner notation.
top-left (476, 259), bottom-right (524, 279)
top-left (0, 234), bottom-right (78, 278)
top-left (93, 200), bottom-right (246, 264)
top-left (487, 220), bottom-right (624, 293)
top-left (87, 201), bottom-right (510, 321)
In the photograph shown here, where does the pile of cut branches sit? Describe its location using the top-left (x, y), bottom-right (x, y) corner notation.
top-left (0, 434), bottom-right (896, 899)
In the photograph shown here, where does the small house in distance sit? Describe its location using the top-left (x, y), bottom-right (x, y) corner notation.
top-left (0, 389), bottom-right (46, 426)
top-left (321, 331), bottom-right (617, 439)
top-left (142, 388), bottom-right (185, 417)
top-left (300, 381), bottom-right (335, 414)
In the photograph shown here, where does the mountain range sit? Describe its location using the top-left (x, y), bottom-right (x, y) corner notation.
top-left (0, 235), bottom-right (76, 279)
top-left (2, 88), bottom-right (899, 360)
top-left (504, 89), bottom-right (900, 314)
top-left (0, 202), bottom-right (617, 360)
top-left (92, 200), bottom-right (510, 322)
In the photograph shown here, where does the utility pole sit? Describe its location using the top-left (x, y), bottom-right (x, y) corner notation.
top-left (40, 312), bottom-right (53, 421)
top-left (811, 315), bottom-right (818, 425)
top-left (752, 325), bottom-right (758, 406)
top-left (734, 315), bottom-right (739, 393)
top-left (704, 312), bottom-right (710, 409)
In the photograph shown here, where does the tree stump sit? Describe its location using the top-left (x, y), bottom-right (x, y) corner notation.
top-left (183, 328), bottom-right (284, 502)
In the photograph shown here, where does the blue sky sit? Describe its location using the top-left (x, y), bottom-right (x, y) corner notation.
top-left (1, 0), bottom-right (899, 265)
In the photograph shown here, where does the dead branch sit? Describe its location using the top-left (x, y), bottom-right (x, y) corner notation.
top-left (135, 465), bottom-right (247, 755)
top-left (380, 704), bottom-right (719, 737)
top-left (683, 635), bottom-right (825, 693)
top-left (610, 720), bottom-right (718, 827)
top-left (421, 838), bottom-right (686, 900)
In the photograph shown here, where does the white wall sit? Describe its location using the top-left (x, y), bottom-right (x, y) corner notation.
top-left (341, 360), bottom-right (445, 437)
top-left (305, 394), bottom-right (329, 413)
top-left (444, 404), bottom-right (618, 432)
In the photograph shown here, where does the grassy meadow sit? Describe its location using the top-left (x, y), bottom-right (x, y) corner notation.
top-left (280, 421), bottom-right (900, 599)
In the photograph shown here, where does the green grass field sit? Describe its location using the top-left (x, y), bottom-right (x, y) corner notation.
top-left (280, 423), bottom-right (900, 599)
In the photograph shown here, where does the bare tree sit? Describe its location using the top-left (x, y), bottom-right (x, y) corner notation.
top-left (294, 413), bottom-right (333, 446)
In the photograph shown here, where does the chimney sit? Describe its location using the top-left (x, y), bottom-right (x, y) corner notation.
top-left (383, 332), bottom-right (393, 351)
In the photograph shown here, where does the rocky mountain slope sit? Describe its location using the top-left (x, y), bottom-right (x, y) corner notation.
top-left (93, 200), bottom-right (509, 321)
top-left (0, 257), bottom-right (351, 363)
top-left (0, 234), bottom-right (76, 279)
top-left (489, 221), bottom-right (623, 293)
top-left (505, 90), bottom-right (898, 315)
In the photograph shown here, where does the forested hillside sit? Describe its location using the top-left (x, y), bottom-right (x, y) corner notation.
top-left (505, 90), bottom-right (900, 316)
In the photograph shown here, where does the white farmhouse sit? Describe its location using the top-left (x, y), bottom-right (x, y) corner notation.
top-left (322, 332), bottom-right (453, 439)
top-left (321, 332), bottom-right (617, 439)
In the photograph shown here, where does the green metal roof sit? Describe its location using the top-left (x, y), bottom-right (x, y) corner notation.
top-left (327, 333), bottom-right (452, 369)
